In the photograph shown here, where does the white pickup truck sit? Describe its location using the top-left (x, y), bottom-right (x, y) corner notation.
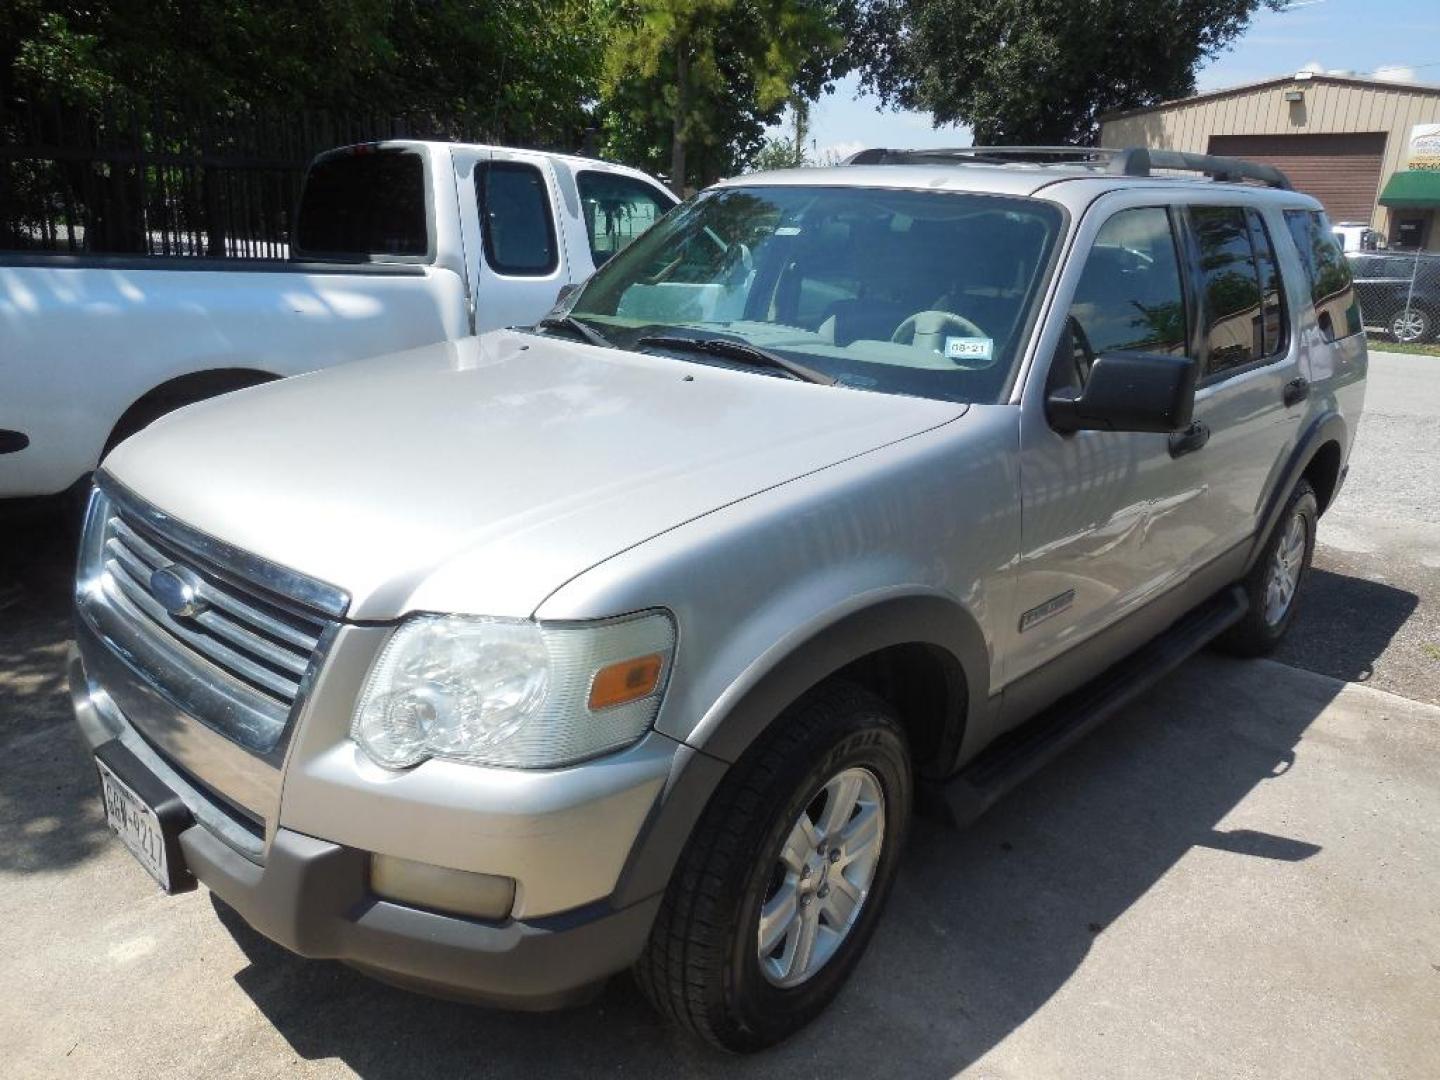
top-left (0, 141), bottom-right (676, 500)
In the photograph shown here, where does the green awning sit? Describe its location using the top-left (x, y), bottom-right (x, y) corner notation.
top-left (1379, 170), bottom-right (1440, 209)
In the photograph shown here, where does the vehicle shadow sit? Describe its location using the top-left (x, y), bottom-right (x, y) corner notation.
top-left (1272, 566), bottom-right (1422, 687)
top-left (0, 503), bottom-right (112, 875)
top-left (210, 575), bottom-right (1420, 1079)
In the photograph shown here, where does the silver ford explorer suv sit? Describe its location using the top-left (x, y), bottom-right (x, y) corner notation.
top-left (70, 146), bottom-right (1366, 1051)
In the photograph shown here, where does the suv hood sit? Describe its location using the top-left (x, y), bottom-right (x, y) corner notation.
top-left (104, 332), bottom-right (964, 620)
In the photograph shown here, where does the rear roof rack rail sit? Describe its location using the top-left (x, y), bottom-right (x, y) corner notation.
top-left (842, 145), bottom-right (1292, 191)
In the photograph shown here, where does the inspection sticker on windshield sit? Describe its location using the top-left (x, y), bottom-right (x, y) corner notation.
top-left (945, 336), bottom-right (993, 363)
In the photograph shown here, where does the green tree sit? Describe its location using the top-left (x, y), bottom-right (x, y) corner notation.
top-left (1, 1), bottom-right (608, 146)
top-left (600, 0), bottom-right (846, 192)
top-left (751, 135), bottom-right (809, 171)
top-left (853, 0), bottom-right (1286, 144)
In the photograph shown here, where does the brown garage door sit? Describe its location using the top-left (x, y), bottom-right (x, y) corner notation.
top-left (1207, 133), bottom-right (1386, 222)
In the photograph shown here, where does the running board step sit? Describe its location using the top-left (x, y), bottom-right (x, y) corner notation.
top-left (920, 585), bottom-right (1249, 829)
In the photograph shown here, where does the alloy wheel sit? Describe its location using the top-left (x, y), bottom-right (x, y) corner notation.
top-left (756, 767), bottom-right (886, 988)
top-left (1263, 508), bottom-right (1308, 626)
top-left (1391, 309), bottom-right (1429, 343)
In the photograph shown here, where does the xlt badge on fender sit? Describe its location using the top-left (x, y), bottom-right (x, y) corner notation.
top-left (1019, 589), bottom-right (1076, 633)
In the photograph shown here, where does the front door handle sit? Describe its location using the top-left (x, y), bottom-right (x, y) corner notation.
top-left (1169, 421), bottom-right (1210, 459)
top-left (1283, 376), bottom-right (1310, 407)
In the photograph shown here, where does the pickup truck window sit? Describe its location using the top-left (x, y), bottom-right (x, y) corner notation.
top-left (577, 171), bottom-right (673, 266)
top-left (294, 149), bottom-right (428, 258)
top-left (477, 161), bottom-right (558, 276)
top-left (567, 185), bottom-right (1063, 405)
top-left (1068, 207), bottom-right (1188, 365)
top-left (1284, 208), bottom-right (1362, 341)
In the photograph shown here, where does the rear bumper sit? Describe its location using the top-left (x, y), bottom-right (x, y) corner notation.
top-left (69, 644), bottom-right (666, 1009)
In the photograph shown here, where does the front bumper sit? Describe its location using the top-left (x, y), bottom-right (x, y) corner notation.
top-left (69, 644), bottom-right (702, 1009)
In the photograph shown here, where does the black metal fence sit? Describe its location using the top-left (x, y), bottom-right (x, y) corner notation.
top-left (0, 99), bottom-right (493, 259)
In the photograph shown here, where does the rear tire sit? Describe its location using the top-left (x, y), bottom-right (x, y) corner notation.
top-left (1216, 479), bottom-right (1318, 657)
top-left (634, 681), bottom-right (911, 1052)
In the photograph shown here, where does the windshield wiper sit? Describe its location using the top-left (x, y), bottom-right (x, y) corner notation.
top-left (535, 314), bottom-right (612, 349)
top-left (636, 334), bottom-right (836, 386)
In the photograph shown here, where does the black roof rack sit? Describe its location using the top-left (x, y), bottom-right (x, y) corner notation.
top-left (842, 145), bottom-right (1292, 191)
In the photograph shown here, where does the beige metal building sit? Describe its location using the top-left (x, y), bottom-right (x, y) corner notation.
top-left (1101, 72), bottom-right (1440, 251)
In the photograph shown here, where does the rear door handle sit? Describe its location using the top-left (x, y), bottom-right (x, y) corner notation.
top-left (1169, 421), bottom-right (1209, 459)
top-left (1283, 376), bottom-right (1310, 407)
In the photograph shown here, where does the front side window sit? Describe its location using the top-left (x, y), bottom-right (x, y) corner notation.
top-left (476, 161), bottom-right (557, 276)
top-left (1191, 205), bottom-right (1268, 377)
top-left (1067, 206), bottom-right (1188, 364)
top-left (566, 185), bottom-right (1064, 405)
top-left (577, 171), bottom-right (674, 266)
top-left (1284, 208), bottom-right (1362, 341)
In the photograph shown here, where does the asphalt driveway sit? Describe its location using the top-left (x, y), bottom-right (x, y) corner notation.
top-left (1, 351), bottom-right (1436, 1078)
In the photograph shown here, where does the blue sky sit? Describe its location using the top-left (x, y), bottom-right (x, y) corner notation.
top-left (774, 0), bottom-right (1440, 160)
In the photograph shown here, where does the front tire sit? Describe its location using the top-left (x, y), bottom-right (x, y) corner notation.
top-left (1217, 478), bottom-right (1318, 657)
top-left (635, 682), bottom-right (911, 1051)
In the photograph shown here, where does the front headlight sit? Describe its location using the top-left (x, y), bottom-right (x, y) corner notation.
top-left (351, 610), bottom-right (675, 770)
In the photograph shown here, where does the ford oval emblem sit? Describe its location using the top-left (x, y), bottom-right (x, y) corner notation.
top-left (150, 565), bottom-right (208, 619)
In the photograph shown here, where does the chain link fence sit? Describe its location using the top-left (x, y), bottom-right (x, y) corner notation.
top-left (1350, 249), bottom-right (1440, 348)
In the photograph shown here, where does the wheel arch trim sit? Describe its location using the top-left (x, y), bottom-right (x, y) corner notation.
top-left (1247, 408), bottom-right (1347, 573)
top-left (607, 590), bottom-right (987, 910)
top-left (684, 589), bottom-right (987, 767)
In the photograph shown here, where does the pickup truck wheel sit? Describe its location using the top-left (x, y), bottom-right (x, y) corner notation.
top-left (1216, 479), bottom-right (1318, 657)
top-left (635, 682), bottom-right (911, 1051)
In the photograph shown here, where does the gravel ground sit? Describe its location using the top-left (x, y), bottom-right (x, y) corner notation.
top-left (1273, 350), bottom-right (1440, 704)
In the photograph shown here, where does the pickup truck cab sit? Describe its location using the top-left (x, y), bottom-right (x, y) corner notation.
top-left (0, 141), bottom-right (676, 499)
top-left (70, 147), bottom-right (1366, 1050)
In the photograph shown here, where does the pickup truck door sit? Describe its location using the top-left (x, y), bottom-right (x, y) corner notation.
top-left (451, 148), bottom-right (572, 333)
top-left (1005, 198), bottom-right (1215, 706)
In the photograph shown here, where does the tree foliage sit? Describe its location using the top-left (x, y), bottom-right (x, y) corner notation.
top-left (750, 135), bottom-right (808, 170)
top-left (0, 1), bottom-right (608, 146)
top-left (599, 0), bottom-right (847, 191)
top-left (854, 0), bottom-right (1286, 144)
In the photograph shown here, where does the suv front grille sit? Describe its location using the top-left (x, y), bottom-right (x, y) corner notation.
top-left (100, 511), bottom-right (328, 709)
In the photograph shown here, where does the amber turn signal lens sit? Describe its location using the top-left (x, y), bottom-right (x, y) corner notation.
top-left (588, 653), bottom-right (664, 711)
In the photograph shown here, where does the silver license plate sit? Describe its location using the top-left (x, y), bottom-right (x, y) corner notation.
top-left (97, 758), bottom-right (171, 890)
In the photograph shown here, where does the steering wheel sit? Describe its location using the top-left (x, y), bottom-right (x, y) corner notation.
top-left (890, 310), bottom-right (991, 367)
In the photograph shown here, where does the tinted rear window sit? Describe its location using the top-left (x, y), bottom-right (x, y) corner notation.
top-left (1283, 209), bottom-right (1361, 340)
top-left (295, 149), bottom-right (428, 257)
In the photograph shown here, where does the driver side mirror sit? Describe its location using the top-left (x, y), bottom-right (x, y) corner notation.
top-left (1046, 352), bottom-right (1197, 435)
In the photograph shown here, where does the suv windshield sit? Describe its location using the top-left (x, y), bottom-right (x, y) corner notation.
top-left (565, 185), bottom-right (1064, 403)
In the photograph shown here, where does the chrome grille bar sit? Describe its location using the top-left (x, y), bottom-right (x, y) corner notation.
top-left (104, 554), bottom-right (305, 702)
top-left (109, 518), bottom-right (322, 650)
top-left (78, 474), bottom-right (348, 764)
